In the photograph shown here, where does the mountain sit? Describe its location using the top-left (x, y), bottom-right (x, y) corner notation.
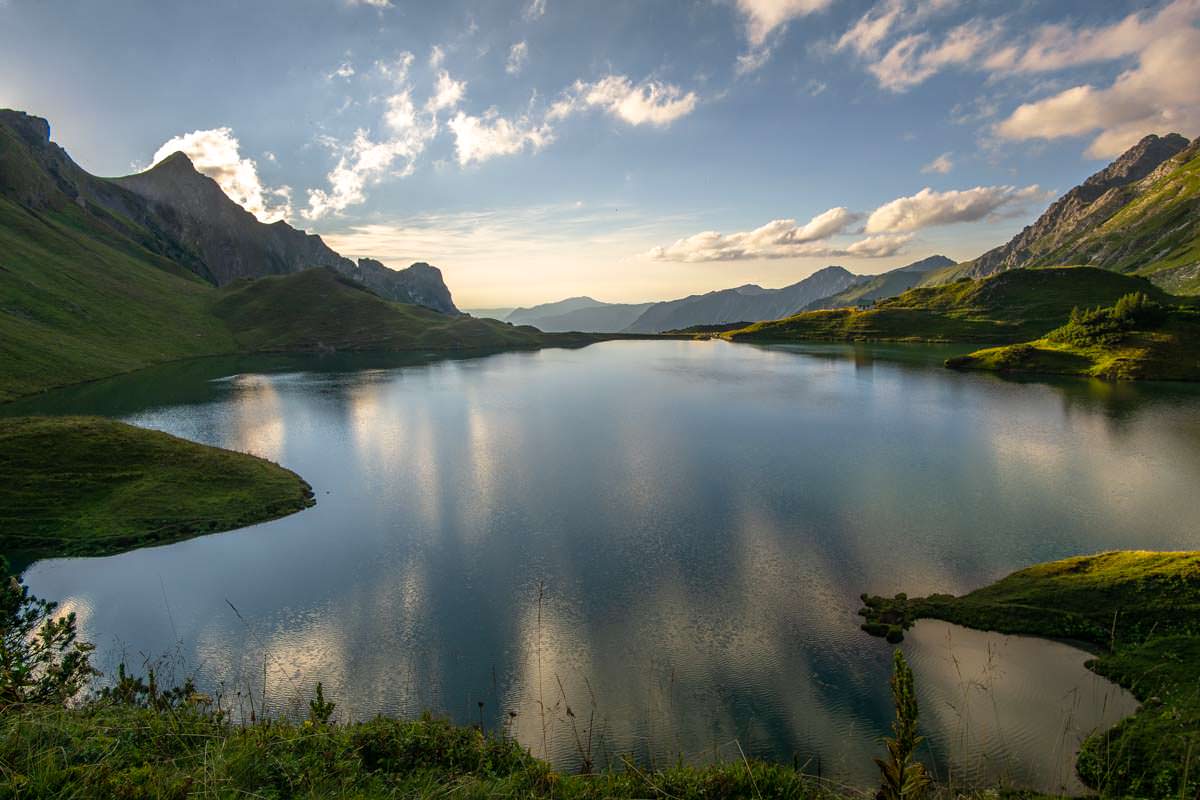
top-left (930, 133), bottom-right (1200, 293)
top-left (728, 267), bottom-right (1179, 345)
top-left (803, 255), bottom-right (955, 311)
top-left (0, 109), bottom-right (591, 401)
top-left (505, 296), bottom-right (607, 326)
top-left (623, 266), bottom-right (860, 334)
top-left (0, 109), bottom-right (458, 312)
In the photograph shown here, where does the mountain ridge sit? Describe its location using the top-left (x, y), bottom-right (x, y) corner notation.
top-left (928, 132), bottom-right (1200, 292)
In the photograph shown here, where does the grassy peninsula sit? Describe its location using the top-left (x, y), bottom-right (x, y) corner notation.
top-left (946, 293), bottom-right (1200, 381)
top-left (859, 551), bottom-right (1200, 798)
top-left (0, 416), bottom-right (314, 562)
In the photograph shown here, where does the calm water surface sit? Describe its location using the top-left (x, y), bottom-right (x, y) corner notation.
top-left (16, 340), bottom-right (1200, 793)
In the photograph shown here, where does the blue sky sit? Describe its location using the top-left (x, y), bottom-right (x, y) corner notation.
top-left (2, 0), bottom-right (1197, 306)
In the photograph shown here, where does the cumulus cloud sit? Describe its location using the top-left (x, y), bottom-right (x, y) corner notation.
top-left (447, 110), bottom-right (554, 166)
top-left (524, 0), bottom-right (546, 20)
top-left (645, 207), bottom-right (873, 262)
top-left (865, 185), bottom-right (1043, 234)
top-left (346, 0), bottom-right (391, 7)
top-left (506, 41), bottom-right (528, 75)
top-left (428, 45), bottom-right (445, 68)
top-left (921, 153), bottom-right (953, 174)
top-left (151, 128), bottom-right (292, 223)
top-left (994, 1), bottom-right (1200, 157)
top-left (551, 75), bottom-right (698, 126)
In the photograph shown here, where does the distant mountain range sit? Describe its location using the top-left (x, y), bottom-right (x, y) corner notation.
top-left (504, 258), bottom-right (955, 334)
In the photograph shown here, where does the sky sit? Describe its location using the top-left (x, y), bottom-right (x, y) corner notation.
top-left (1, 0), bottom-right (1198, 308)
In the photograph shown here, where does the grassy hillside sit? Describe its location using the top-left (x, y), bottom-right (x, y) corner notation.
top-left (212, 268), bottom-right (593, 353)
top-left (946, 292), bottom-right (1200, 381)
top-left (0, 198), bottom-right (236, 401)
top-left (0, 416), bottom-right (313, 562)
top-left (859, 551), bottom-right (1200, 798)
top-left (727, 267), bottom-right (1175, 345)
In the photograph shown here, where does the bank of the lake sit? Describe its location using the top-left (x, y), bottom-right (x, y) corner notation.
top-left (860, 551), bottom-right (1200, 798)
top-left (0, 416), bottom-right (315, 564)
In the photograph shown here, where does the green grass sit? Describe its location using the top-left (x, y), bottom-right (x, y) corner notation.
top-left (0, 416), bottom-right (314, 562)
top-left (859, 551), bottom-right (1200, 798)
top-left (0, 702), bottom-right (868, 800)
top-left (0, 198), bottom-right (236, 402)
top-left (947, 306), bottom-right (1200, 381)
top-left (212, 268), bottom-right (600, 354)
top-left (727, 268), bottom-right (1174, 346)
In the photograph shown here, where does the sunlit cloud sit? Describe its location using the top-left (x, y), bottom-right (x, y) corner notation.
top-left (865, 185), bottom-right (1044, 234)
top-left (645, 207), bottom-right (865, 262)
top-left (150, 128), bottom-right (293, 223)
top-left (921, 152), bottom-right (954, 174)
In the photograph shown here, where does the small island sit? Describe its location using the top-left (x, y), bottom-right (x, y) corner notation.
top-left (0, 416), bottom-right (315, 563)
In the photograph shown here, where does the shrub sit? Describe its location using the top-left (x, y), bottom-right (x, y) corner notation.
top-left (0, 557), bottom-right (95, 709)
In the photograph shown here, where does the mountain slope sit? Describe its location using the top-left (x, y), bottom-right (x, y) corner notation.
top-left (624, 266), bottom-right (860, 333)
top-left (728, 267), bottom-right (1177, 345)
top-left (0, 109), bottom-right (458, 312)
top-left (929, 133), bottom-right (1200, 292)
top-left (213, 268), bottom-right (578, 352)
top-left (514, 301), bottom-right (656, 333)
top-left (803, 255), bottom-right (954, 311)
top-left (0, 109), bottom-right (594, 401)
top-left (506, 296), bottom-right (606, 326)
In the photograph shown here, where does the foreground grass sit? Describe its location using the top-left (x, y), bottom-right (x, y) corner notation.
top-left (0, 702), bottom-right (867, 800)
top-left (0, 417), bottom-right (314, 562)
top-left (859, 551), bottom-right (1200, 798)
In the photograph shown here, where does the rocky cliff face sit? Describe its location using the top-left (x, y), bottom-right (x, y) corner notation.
top-left (0, 110), bottom-right (459, 312)
top-left (961, 133), bottom-right (1193, 280)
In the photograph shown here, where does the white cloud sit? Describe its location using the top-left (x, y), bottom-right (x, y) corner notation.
top-left (865, 185), bottom-right (1043, 234)
top-left (429, 45), bottom-right (445, 68)
top-left (645, 207), bottom-right (872, 262)
top-left (328, 61), bottom-right (355, 80)
top-left (735, 44), bottom-right (776, 76)
top-left (151, 128), bottom-right (292, 223)
top-left (552, 75), bottom-right (698, 127)
top-left (995, 2), bottom-right (1200, 157)
top-left (989, 0), bottom-right (1199, 74)
top-left (524, 0), bottom-right (546, 20)
top-left (868, 20), bottom-right (998, 92)
top-left (448, 110), bottom-right (553, 166)
top-left (375, 52), bottom-right (414, 82)
top-left (921, 152), bottom-right (954, 174)
top-left (844, 233), bottom-right (914, 257)
top-left (426, 70), bottom-right (466, 112)
top-left (737, 0), bottom-right (834, 47)
top-left (346, 0), bottom-right (391, 7)
top-left (306, 84), bottom-right (439, 218)
top-left (506, 41), bottom-right (529, 75)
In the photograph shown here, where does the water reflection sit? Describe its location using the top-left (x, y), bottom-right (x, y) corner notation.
top-left (17, 340), bottom-right (1199, 793)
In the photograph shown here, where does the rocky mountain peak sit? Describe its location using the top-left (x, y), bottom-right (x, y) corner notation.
top-left (0, 110), bottom-right (51, 147)
top-left (1082, 133), bottom-right (1190, 191)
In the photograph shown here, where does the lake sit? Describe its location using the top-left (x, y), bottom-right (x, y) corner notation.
top-left (14, 340), bottom-right (1200, 793)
